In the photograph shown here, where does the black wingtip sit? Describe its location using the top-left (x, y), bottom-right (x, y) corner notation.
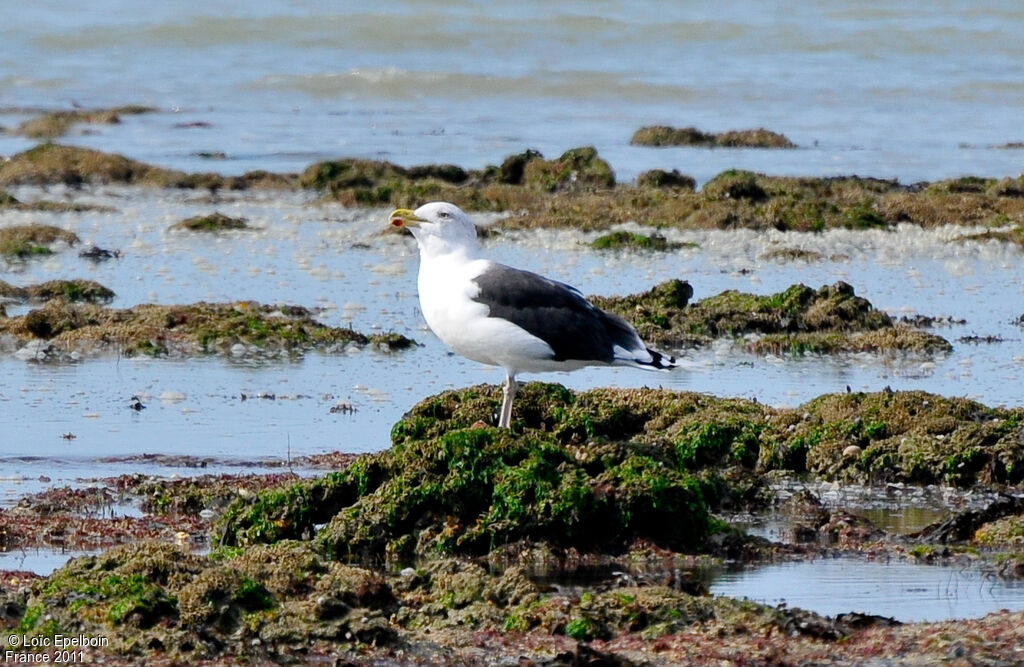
top-left (646, 348), bottom-right (678, 370)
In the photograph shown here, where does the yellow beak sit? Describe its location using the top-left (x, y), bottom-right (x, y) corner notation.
top-left (389, 208), bottom-right (424, 228)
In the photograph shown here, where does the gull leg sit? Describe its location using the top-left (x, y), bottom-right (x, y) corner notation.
top-left (499, 371), bottom-right (518, 428)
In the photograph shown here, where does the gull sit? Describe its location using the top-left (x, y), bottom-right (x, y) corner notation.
top-left (390, 202), bottom-right (676, 428)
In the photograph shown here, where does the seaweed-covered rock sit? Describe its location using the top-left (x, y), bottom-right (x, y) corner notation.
top-left (169, 212), bottom-right (249, 232)
top-left (590, 231), bottom-right (691, 252)
top-left (219, 385), bottom-right (769, 560)
top-left (521, 146), bottom-right (615, 192)
top-left (0, 278), bottom-right (114, 304)
top-left (973, 512), bottom-right (1024, 547)
top-left (916, 496), bottom-right (1024, 544)
top-left (0, 144), bottom-right (178, 187)
top-left (19, 542), bottom-right (201, 652)
top-left (636, 168), bottom-right (696, 190)
top-left (593, 280), bottom-right (951, 355)
top-left (15, 539), bottom-right (398, 658)
top-left (0, 300), bottom-right (414, 355)
top-left (0, 144), bottom-right (295, 189)
top-left (299, 155), bottom-right (501, 209)
top-left (217, 385), bottom-right (1024, 544)
top-left (177, 565), bottom-right (275, 634)
top-left (702, 169), bottom-right (768, 202)
top-left (779, 391), bottom-right (1024, 487)
top-left (631, 125), bottom-right (796, 149)
top-left (13, 105), bottom-right (156, 139)
top-left (493, 149), bottom-right (544, 185)
top-left (0, 224), bottom-right (79, 257)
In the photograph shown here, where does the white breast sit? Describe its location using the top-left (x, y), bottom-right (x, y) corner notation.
top-left (417, 258), bottom-right (555, 372)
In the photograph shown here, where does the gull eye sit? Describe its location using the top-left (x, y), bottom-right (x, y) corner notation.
top-left (437, 210), bottom-right (450, 219)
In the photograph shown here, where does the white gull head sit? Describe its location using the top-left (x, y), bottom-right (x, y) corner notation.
top-left (389, 201), bottom-right (478, 260)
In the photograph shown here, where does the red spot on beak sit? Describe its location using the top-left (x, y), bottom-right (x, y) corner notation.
top-left (391, 218), bottom-right (404, 227)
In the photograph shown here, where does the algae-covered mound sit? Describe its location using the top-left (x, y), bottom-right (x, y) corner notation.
top-left (13, 540), bottom-right (398, 658)
top-left (301, 146), bottom-right (614, 209)
top-left (169, 211), bottom-right (249, 232)
top-left (631, 125), bottom-right (797, 149)
top-left (0, 144), bottom-right (295, 189)
top-left (0, 278), bottom-right (114, 304)
top-left (218, 384), bottom-right (778, 559)
top-left (5, 144), bottom-right (1024, 233)
top-left (496, 170), bottom-right (1024, 232)
top-left (0, 300), bottom-right (413, 356)
top-left (11, 386), bottom-right (1024, 662)
top-left (635, 168), bottom-right (697, 190)
top-left (10, 536), bottom-right (837, 663)
top-left (771, 391), bottom-right (1024, 487)
top-left (590, 230), bottom-right (693, 252)
top-left (219, 384), bottom-right (1023, 566)
top-left (593, 279), bottom-right (951, 355)
top-left (13, 105), bottom-right (156, 139)
top-left (0, 223), bottom-right (79, 258)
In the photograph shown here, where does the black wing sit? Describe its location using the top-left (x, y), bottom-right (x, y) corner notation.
top-left (471, 263), bottom-right (641, 363)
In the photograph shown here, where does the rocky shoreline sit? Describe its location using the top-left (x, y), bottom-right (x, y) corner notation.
top-left (2, 134), bottom-right (1024, 664)
top-left (1, 386), bottom-right (1022, 664)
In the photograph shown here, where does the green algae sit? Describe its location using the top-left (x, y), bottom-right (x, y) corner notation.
top-left (4, 144), bottom-right (1024, 233)
top-left (169, 211), bottom-right (249, 232)
top-left (0, 144), bottom-right (295, 189)
top-left (14, 540), bottom-right (397, 657)
top-left (13, 385), bottom-right (1024, 661)
top-left (0, 223), bottom-right (79, 258)
top-left (219, 385), bottom-right (753, 560)
top-left (12, 535), bottom-right (822, 661)
top-left (521, 145), bottom-right (615, 192)
top-left (0, 278), bottom-right (114, 304)
top-left (302, 145), bottom-right (614, 210)
top-left (635, 168), bottom-right (696, 190)
top-left (593, 280), bottom-right (951, 355)
top-left (590, 230), bottom-right (694, 251)
top-left (0, 300), bottom-right (415, 355)
top-left (974, 514), bottom-right (1024, 547)
top-left (630, 125), bottom-right (796, 149)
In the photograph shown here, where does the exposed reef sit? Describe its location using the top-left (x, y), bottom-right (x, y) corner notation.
top-left (10, 105), bottom-right (156, 140)
top-left (169, 211), bottom-right (250, 232)
top-left (630, 125), bottom-right (797, 149)
top-left (0, 278), bottom-right (115, 304)
top-left (217, 385), bottom-right (1024, 560)
top-left (592, 279), bottom-right (952, 355)
top-left (5, 144), bottom-right (1024, 233)
top-left (0, 223), bottom-right (79, 258)
top-left (5, 385), bottom-right (1022, 663)
top-left (0, 300), bottom-right (414, 357)
top-left (0, 143), bottom-right (295, 190)
top-left (590, 230), bottom-right (694, 252)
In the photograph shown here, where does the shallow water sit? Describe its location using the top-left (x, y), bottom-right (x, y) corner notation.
top-left (0, 548), bottom-right (101, 576)
top-left (3, 2), bottom-right (1024, 183)
top-left (710, 556), bottom-right (1024, 623)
